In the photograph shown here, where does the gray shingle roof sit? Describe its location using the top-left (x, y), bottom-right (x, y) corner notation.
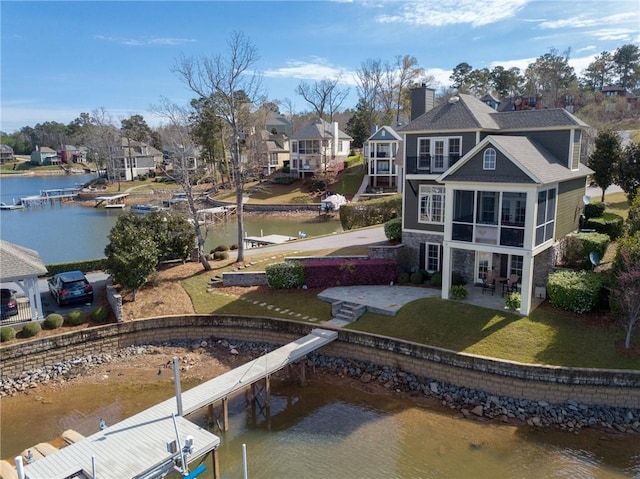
top-left (486, 135), bottom-right (592, 184)
top-left (291, 118), bottom-right (352, 140)
top-left (399, 93), bottom-right (588, 133)
top-left (367, 126), bottom-right (402, 141)
top-left (0, 240), bottom-right (48, 281)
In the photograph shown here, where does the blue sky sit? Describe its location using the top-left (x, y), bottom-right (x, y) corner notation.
top-left (1, 0), bottom-right (639, 133)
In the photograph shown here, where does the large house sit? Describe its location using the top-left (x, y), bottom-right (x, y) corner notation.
top-left (248, 129), bottom-right (290, 176)
top-left (363, 126), bottom-right (402, 190)
top-left (397, 86), bottom-right (592, 315)
top-left (30, 146), bottom-right (59, 165)
top-left (108, 138), bottom-right (162, 181)
top-left (0, 144), bottom-right (15, 163)
top-left (289, 119), bottom-right (352, 178)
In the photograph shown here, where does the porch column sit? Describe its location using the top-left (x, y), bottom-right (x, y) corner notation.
top-left (519, 251), bottom-right (534, 316)
top-left (441, 242), bottom-right (452, 300)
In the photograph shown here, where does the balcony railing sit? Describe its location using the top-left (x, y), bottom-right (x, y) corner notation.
top-left (405, 154), bottom-right (461, 174)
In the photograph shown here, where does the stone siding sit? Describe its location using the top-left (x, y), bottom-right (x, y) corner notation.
top-left (1, 316), bottom-right (638, 408)
top-left (106, 285), bottom-right (123, 322)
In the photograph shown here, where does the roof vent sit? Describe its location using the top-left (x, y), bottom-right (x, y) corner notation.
top-left (448, 96), bottom-right (460, 104)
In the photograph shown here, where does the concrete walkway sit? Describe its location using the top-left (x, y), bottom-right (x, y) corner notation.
top-left (318, 285), bottom-right (440, 327)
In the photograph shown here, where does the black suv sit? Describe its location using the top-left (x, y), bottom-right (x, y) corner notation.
top-left (48, 271), bottom-right (94, 306)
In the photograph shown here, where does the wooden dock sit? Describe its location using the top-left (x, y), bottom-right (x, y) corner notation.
top-left (244, 233), bottom-right (297, 248)
top-left (94, 193), bottom-right (129, 208)
top-left (22, 328), bottom-right (338, 479)
top-left (18, 188), bottom-right (81, 207)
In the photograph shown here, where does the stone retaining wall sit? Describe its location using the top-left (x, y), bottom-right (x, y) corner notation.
top-left (208, 199), bottom-right (321, 213)
top-left (1, 315), bottom-right (638, 408)
top-left (106, 285), bottom-right (123, 322)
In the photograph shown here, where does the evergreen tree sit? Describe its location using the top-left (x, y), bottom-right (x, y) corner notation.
top-left (616, 143), bottom-right (640, 201)
top-left (345, 99), bottom-right (372, 149)
top-left (587, 130), bottom-right (622, 202)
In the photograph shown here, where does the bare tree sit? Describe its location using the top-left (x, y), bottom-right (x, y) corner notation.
top-left (151, 97), bottom-right (212, 271)
top-left (296, 77), bottom-right (350, 122)
top-left (87, 108), bottom-right (119, 187)
top-left (172, 30), bottom-right (264, 263)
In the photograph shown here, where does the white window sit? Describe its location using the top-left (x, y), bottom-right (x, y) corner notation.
top-left (426, 243), bottom-right (440, 272)
top-left (418, 185), bottom-right (445, 224)
top-left (483, 148), bottom-right (496, 170)
top-left (338, 140), bottom-right (343, 153)
top-left (418, 138), bottom-right (430, 170)
top-left (292, 141), bottom-right (298, 153)
top-left (535, 188), bottom-right (556, 245)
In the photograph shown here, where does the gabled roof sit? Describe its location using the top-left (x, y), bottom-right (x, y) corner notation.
top-left (399, 93), bottom-right (588, 133)
top-left (291, 118), bottom-right (352, 140)
top-left (367, 126), bottom-right (402, 142)
top-left (439, 135), bottom-right (592, 185)
top-left (0, 240), bottom-right (48, 281)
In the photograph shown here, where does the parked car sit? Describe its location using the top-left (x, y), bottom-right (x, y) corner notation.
top-left (1, 288), bottom-right (18, 319)
top-left (48, 271), bottom-right (94, 306)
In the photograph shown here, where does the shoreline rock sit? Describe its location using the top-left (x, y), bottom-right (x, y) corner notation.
top-left (2, 338), bottom-right (638, 434)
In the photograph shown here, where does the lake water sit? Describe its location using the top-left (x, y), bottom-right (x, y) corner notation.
top-left (0, 175), bottom-right (342, 264)
top-left (1, 374), bottom-right (638, 478)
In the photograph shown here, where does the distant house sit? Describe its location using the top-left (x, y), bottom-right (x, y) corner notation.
top-left (363, 126), bottom-right (402, 190)
top-left (164, 144), bottom-right (202, 179)
top-left (58, 144), bottom-right (86, 164)
top-left (265, 111), bottom-right (292, 136)
top-left (601, 85), bottom-right (639, 111)
top-left (107, 138), bottom-right (162, 181)
top-left (248, 130), bottom-right (290, 176)
top-left (289, 119), bottom-right (352, 178)
top-left (397, 86), bottom-right (592, 316)
top-left (0, 144), bottom-right (15, 163)
top-left (30, 146), bottom-right (60, 166)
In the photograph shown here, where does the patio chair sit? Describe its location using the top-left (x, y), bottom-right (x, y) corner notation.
top-left (503, 274), bottom-right (520, 296)
top-left (482, 270), bottom-right (496, 295)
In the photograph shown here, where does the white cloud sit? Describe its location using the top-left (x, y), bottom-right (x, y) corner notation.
top-left (376, 0), bottom-right (529, 27)
top-left (93, 35), bottom-right (195, 46)
top-left (263, 58), bottom-right (357, 85)
top-left (539, 12), bottom-right (629, 30)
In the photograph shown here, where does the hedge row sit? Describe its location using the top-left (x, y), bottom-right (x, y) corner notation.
top-left (45, 258), bottom-right (107, 276)
top-left (547, 270), bottom-right (604, 314)
top-left (303, 259), bottom-right (396, 288)
top-left (339, 195), bottom-right (402, 230)
top-left (585, 213), bottom-right (624, 240)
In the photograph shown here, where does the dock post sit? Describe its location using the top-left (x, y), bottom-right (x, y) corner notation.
top-left (299, 362), bottom-right (306, 387)
top-left (212, 449), bottom-right (220, 479)
top-left (265, 375), bottom-right (271, 407)
top-left (173, 357), bottom-right (183, 416)
top-left (222, 397), bottom-right (229, 432)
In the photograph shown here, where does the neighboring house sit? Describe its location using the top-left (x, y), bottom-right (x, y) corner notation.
top-left (58, 144), bottom-right (87, 164)
top-left (0, 144), bottom-right (15, 163)
top-left (601, 85), bottom-right (639, 111)
top-left (164, 144), bottom-right (202, 179)
top-left (265, 111), bottom-right (292, 136)
top-left (363, 126), bottom-right (402, 190)
top-left (398, 86), bottom-right (592, 315)
top-left (289, 119), bottom-right (352, 178)
top-left (108, 138), bottom-right (162, 181)
top-left (248, 130), bottom-right (290, 176)
top-left (30, 146), bottom-right (60, 166)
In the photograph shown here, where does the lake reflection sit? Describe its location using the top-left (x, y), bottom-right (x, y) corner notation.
top-left (1, 376), bottom-right (638, 478)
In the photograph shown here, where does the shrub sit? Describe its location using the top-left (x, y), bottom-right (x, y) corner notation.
top-left (584, 202), bottom-right (605, 219)
top-left (91, 306), bottom-right (109, 324)
top-left (451, 271), bottom-right (466, 286)
top-left (339, 195), bottom-right (402, 230)
top-left (384, 217), bottom-right (402, 242)
top-left (547, 270), bottom-right (604, 313)
top-left (430, 271), bottom-right (442, 287)
top-left (0, 326), bottom-right (16, 342)
top-left (303, 259), bottom-right (396, 288)
top-left (214, 244), bottom-right (230, 252)
top-left (65, 309), bottom-right (87, 326)
top-left (43, 313), bottom-right (64, 329)
top-left (450, 285), bottom-right (468, 299)
top-left (213, 251), bottom-right (229, 260)
top-left (561, 232), bottom-right (610, 269)
top-left (505, 292), bottom-right (521, 311)
top-left (21, 322), bottom-right (42, 338)
top-left (229, 244), bottom-right (238, 250)
top-left (266, 262), bottom-right (304, 289)
top-left (585, 213), bottom-right (624, 240)
top-left (409, 271), bottom-right (423, 284)
top-left (397, 272), bottom-right (410, 284)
